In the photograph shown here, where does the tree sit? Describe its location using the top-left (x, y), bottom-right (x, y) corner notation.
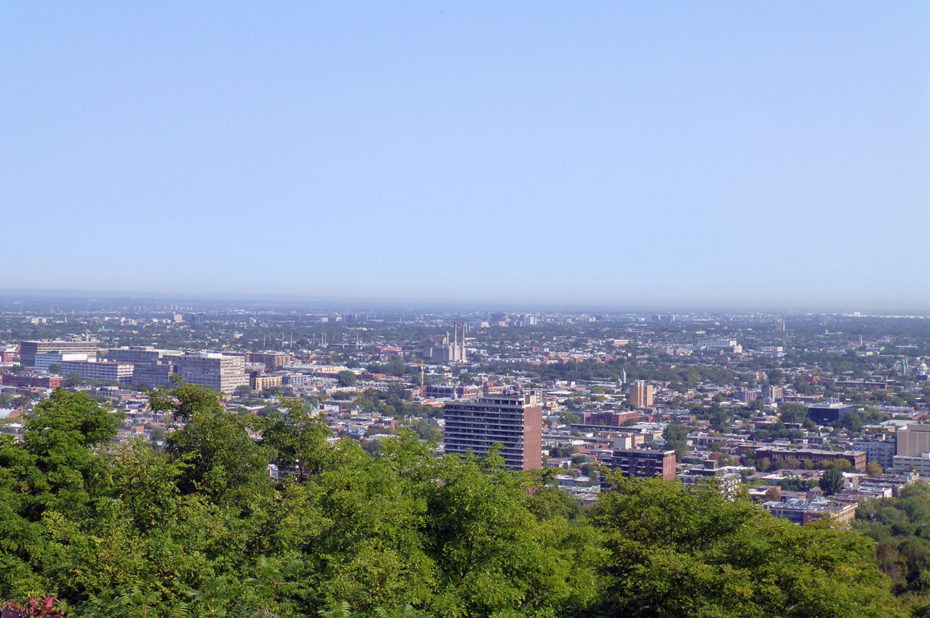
top-left (407, 418), bottom-right (442, 444)
top-left (867, 461), bottom-right (884, 477)
top-left (158, 382), bottom-right (273, 504)
top-left (46, 363), bottom-right (62, 375)
top-left (21, 390), bottom-right (122, 513)
top-left (841, 411), bottom-right (864, 432)
top-left (260, 399), bottom-right (332, 482)
top-left (62, 372), bottom-right (83, 388)
top-left (570, 454), bottom-right (589, 466)
top-left (385, 356), bottom-right (406, 377)
top-left (779, 402), bottom-right (809, 424)
top-left (421, 448), bottom-right (599, 615)
top-left (820, 467), bottom-right (845, 496)
top-left (548, 444), bottom-right (576, 458)
top-left (233, 384), bottom-right (252, 397)
top-left (663, 422), bottom-right (689, 459)
top-left (774, 456), bottom-right (802, 470)
top-left (0, 381), bottom-right (909, 616)
top-left (708, 407), bottom-right (731, 432)
top-left (593, 474), bottom-right (895, 616)
top-left (337, 370), bottom-right (357, 387)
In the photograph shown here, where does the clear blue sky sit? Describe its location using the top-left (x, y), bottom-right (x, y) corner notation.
top-left (2, 2), bottom-right (928, 311)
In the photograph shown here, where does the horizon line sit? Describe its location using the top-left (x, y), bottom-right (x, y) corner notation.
top-left (0, 287), bottom-right (928, 317)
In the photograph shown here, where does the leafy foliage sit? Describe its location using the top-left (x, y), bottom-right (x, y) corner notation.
top-left (593, 474), bottom-right (897, 616)
top-left (0, 386), bottom-right (905, 616)
top-left (857, 482), bottom-right (930, 608)
top-left (819, 467), bottom-right (845, 496)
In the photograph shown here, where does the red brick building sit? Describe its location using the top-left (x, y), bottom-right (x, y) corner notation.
top-left (0, 373), bottom-right (62, 389)
top-left (606, 448), bottom-right (677, 481)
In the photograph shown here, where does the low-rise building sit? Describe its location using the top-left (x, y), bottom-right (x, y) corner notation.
top-left (807, 403), bottom-right (857, 425)
top-left (754, 447), bottom-right (866, 472)
top-left (604, 448), bottom-right (676, 481)
top-left (0, 373), bottom-right (62, 389)
top-left (763, 498), bottom-right (857, 526)
top-left (853, 437), bottom-right (896, 471)
top-left (893, 454), bottom-right (930, 476)
top-left (251, 373), bottom-right (283, 392)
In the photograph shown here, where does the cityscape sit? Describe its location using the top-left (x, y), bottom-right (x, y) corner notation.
top-left (2, 1), bottom-right (929, 616)
top-left (4, 299), bottom-right (930, 515)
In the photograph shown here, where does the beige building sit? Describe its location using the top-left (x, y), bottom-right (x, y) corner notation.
top-left (251, 373), bottom-right (284, 392)
top-left (174, 353), bottom-right (249, 394)
top-left (629, 380), bottom-right (654, 408)
top-left (897, 424), bottom-right (930, 457)
top-left (247, 352), bottom-right (294, 371)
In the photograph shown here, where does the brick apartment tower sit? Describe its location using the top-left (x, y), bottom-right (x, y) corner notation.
top-left (443, 390), bottom-right (543, 470)
top-left (629, 380), bottom-right (654, 408)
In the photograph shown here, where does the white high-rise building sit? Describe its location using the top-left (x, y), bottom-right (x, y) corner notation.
top-left (174, 353), bottom-right (249, 393)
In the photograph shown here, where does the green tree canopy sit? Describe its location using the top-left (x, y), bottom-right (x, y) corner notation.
top-left (820, 467), bottom-right (846, 496)
top-left (0, 386), bottom-right (908, 616)
top-left (336, 370), bottom-right (357, 387)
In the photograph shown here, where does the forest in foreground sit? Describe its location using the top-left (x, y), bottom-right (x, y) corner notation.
top-left (0, 385), bottom-right (926, 617)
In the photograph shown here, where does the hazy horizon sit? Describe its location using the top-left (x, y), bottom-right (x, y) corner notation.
top-left (1, 287), bottom-right (928, 316)
top-left (3, 2), bottom-right (928, 309)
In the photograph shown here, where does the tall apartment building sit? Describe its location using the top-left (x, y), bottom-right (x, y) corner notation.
top-left (443, 390), bottom-right (542, 471)
top-left (174, 353), bottom-right (249, 393)
top-left (629, 380), bottom-right (654, 408)
top-left (763, 384), bottom-right (785, 402)
top-left (60, 360), bottom-right (134, 384)
top-left (20, 340), bottom-right (98, 367)
top-left (896, 425), bottom-right (930, 457)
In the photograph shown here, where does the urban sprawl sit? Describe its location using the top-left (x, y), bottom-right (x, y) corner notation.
top-left (3, 299), bottom-right (930, 528)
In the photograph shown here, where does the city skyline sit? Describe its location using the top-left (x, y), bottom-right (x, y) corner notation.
top-left (2, 2), bottom-right (928, 309)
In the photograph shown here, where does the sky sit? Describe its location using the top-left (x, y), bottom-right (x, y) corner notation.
top-left (1, 2), bottom-right (928, 311)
